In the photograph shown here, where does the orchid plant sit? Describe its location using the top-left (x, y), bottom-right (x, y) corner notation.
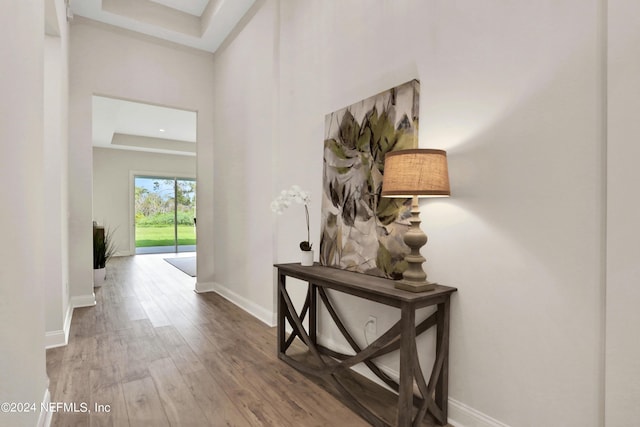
top-left (271, 185), bottom-right (312, 251)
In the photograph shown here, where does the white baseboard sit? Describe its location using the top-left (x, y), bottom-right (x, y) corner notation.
top-left (71, 293), bottom-right (96, 308)
top-left (448, 398), bottom-right (511, 427)
top-left (194, 280), bottom-right (216, 293)
top-left (45, 304), bottom-right (74, 349)
top-left (45, 330), bottom-right (65, 349)
top-left (198, 281), bottom-right (276, 327)
top-left (45, 291), bottom-right (94, 349)
top-left (38, 387), bottom-right (52, 427)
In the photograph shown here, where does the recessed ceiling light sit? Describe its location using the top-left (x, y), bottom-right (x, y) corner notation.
top-left (159, 128), bottom-right (166, 132)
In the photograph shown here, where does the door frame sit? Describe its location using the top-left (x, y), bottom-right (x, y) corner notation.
top-left (129, 170), bottom-right (196, 255)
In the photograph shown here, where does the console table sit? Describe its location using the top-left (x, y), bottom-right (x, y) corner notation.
top-left (275, 263), bottom-right (457, 427)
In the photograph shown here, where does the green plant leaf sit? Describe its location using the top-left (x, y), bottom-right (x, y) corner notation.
top-left (93, 226), bottom-right (117, 269)
top-left (376, 243), bottom-right (393, 276)
top-left (376, 197), bottom-right (407, 225)
top-left (338, 110), bottom-right (360, 149)
top-left (325, 138), bottom-right (348, 159)
top-left (356, 126), bottom-right (372, 152)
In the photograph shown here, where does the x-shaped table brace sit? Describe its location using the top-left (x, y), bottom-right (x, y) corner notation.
top-left (277, 271), bottom-right (452, 427)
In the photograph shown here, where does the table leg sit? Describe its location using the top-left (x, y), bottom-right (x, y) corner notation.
top-left (277, 271), bottom-right (286, 356)
top-left (435, 299), bottom-right (451, 422)
top-left (397, 303), bottom-right (416, 427)
top-left (309, 283), bottom-right (317, 346)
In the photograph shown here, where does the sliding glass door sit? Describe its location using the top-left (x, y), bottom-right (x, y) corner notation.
top-left (134, 176), bottom-right (196, 254)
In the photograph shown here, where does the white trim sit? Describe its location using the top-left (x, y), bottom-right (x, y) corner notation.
top-left (71, 293), bottom-right (96, 308)
top-left (37, 387), bottom-right (52, 427)
top-left (46, 292), bottom-right (95, 349)
top-left (45, 303), bottom-right (74, 349)
top-left (194, 280), bottom-right (216, 293)
top-left (45, 329), bottom-right (66, 349)
top-left (129, 170), bottom-right (197, 256)
top-left (199, 281), bottom-right (276, 326)
top-left (448, 398), bottom-right (512, 427)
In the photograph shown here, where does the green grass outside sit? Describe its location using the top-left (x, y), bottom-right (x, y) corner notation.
top-left (135, 225), bottom-right (196, 247)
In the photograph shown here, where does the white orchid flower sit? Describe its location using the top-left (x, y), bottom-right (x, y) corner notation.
top-left (271, 185), bottom-right (313, 251)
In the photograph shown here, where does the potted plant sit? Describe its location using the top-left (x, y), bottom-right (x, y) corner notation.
top-left (271, 185), bottom-right (314, 266)
top-left (93, 225), bottom-right (116, 286)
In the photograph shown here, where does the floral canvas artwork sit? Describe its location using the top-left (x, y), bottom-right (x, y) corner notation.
top-left (320, 80), bottom-right (420, 279)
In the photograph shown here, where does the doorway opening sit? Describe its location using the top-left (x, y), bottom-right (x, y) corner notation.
top-left (134, 175), bottom-right (196, 254)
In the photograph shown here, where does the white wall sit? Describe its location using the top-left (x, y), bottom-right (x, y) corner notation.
top-left (0, 1), bottom-right (50, 426)
top-left (208, 0), bottom-right (278, 324)
top-left (60, 1), bottom-right (640, 425)
top-left (280, 2), bottom-right (604, 426)
top-left (69, 18), bottom-right (215, 299)
top-left (44, 0), bottom-right (72, 349)
top-left (92, 147), bottom-right (196, 255)
top-left (211, 0), bottom-right (605, 425)
top-left (605, 0), bottom-right (640, 425)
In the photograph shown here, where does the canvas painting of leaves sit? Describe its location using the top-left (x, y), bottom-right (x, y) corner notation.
top-left (320, 80), bottom-right (419, 279)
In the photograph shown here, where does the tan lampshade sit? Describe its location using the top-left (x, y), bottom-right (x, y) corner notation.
top-left (381, 149), bottom-right (451, 197)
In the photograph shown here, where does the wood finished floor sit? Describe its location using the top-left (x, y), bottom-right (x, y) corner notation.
top-left (46, 254), bottom-right (370, 427)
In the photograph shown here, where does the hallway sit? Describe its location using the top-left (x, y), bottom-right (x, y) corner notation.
top-left (46, 255), bottom-right (367, 426)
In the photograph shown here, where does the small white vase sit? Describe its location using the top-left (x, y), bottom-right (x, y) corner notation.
top-left (93, 267), bottom-right (106, 287)
top-left (301, 250), bottom-right (314, 266)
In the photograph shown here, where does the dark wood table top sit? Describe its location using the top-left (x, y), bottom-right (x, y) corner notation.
top-left (275, 263), bottom-right (457, 307)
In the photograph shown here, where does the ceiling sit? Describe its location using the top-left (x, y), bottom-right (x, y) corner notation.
top-left (70, 0), bottom-right (257, 52)
top-left (148, 0), bottom-right (210, 17)
top-left (93, 96), bottom-right (198, 156)
top-left (72, 0), bottom-right (257, 156)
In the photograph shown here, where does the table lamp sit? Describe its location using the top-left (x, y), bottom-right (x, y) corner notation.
top-left (381, 149), bottom-right (450, 292)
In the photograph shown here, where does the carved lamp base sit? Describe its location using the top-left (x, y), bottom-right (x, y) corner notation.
top-left (395, 279), bottom-right (436, 293)
top-left (396, 196), bottom-right (436, 293)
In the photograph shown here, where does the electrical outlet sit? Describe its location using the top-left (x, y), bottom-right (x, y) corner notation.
top-left (366, 315), bottom-right (377, 335)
